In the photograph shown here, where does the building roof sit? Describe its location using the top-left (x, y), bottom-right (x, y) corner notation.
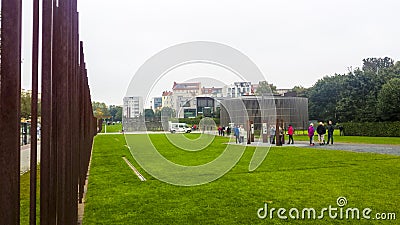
top-left (202, 87), bottom-right (222, 94)
top-left (162, 91), bottom-right (173, 96)
top-left (172, 82), bottom-right (201, 90)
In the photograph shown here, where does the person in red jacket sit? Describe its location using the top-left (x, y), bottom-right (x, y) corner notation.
top-left (287, 124), bottom-right (294, 144)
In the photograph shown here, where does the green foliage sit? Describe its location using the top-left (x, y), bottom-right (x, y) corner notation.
top-left (20, 90), bottom-right (41, 119)
top-left (291, 85), bottom-right (308, 97)
top-left (377, 78), bottom-right (400, 121)
top-left (178, 117), bottom-right (220, 126)
top-left (308, 57), bottom-right (400, 122)
top-left (341, 122), bottom-right (400, 137)
top-left (109, 105), bottom-right (122, 121)
top-left (92, 101), bottom-right (110, 118)
top-left (255, 80), bottom-right (277, 95)
top-left (144, 108), bottom-right (155, 121)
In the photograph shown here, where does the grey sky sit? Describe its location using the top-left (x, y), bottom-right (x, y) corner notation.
top-left (21, 0), bottom-right (400, 106)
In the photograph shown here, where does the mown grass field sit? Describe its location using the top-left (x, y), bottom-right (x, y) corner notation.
top-left (83, 134), bottom-right (400, 224)
top-left (20, 169), bottom-right (40, 224)
top-left (100, 123), bottom-right (123, 133)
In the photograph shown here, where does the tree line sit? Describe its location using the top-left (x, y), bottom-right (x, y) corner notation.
top-left (303, 57), bottom-right (400, 123)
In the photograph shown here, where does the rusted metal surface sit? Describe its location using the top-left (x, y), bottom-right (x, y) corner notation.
top-left (30, 0), bottom-right (39, 224)
top-left (40, 0), bottom-right (54, 224)
top-left (0, 0), bottom-right (22, 224)
top-left (1, 0), bottom-right (96, 223)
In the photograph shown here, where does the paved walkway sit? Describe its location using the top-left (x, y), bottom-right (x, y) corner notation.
top-left (226, 141), bottom-right (400, 156)
top-left (20, 143), bottom-right (41, 174)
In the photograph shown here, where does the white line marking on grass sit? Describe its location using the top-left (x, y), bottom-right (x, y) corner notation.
top-left (122, 157), bottom-right (146, 181)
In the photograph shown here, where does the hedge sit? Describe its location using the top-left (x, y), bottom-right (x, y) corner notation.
top-left (341, 122), bottom-right (400, 137)
top-left (178, 118), bottom-right (220, 126)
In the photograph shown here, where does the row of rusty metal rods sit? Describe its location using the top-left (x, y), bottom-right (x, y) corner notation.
top-left (0, 0), bottom-right (98, 224)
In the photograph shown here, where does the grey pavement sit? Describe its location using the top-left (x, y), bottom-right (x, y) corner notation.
top-left (20, 143), bottom-right (41, 174)
top-left (226, 140), bottom-right (400, 156)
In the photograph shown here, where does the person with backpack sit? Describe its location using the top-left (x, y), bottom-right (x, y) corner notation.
top-left (234, 126), bottom-right (240, 144)
top-left (316, 122), bottom-right (326, 145)
top-left (287, 124), bottom-right (294, 144)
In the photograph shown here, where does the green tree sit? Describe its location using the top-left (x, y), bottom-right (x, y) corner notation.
top-left (144, 108), bottom-right (155, 121)
top-left (20, 90), bottom-right (41, 119)
top-left (109, 105), bottom-right (122, 121)
top-left (255, 81), bottom-right (277, 95)
top-left (377, 78), bottom-right (400, 121)
top-left (291, 85), bottom-right (308, 97)
top-left (308, 74), bottom-right (345, 121)
top-left (92, 102), bottom-right (110, 119)
top-left (21, 91), bottom-right (31, 119)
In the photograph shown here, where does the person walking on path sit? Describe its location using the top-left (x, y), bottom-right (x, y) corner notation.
top-left (287, 124), bottom-right (294, 144)
top-left (239, 125), bottom-right (245, 144)
top-left (308, 123), bottom-right (315, 146)
top-left (269, 125), bottom-right (276, 144)
top-left (234, 126), bottom-right (240, 143)
top-left (316, 122), bottom-right (326, 145)
top-left (327, 120), bottom-right (334, 145)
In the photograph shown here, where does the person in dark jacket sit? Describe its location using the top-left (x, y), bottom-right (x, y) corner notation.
top-left (316, 122), bottom-right (326, 145)
top-left (326, 120), bottom-right (334, 145)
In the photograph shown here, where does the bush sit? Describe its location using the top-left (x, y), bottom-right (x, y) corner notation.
top-left (341, 122), bottom-right (400, 137)
top-left (178, 117), bottom-right (220, 126)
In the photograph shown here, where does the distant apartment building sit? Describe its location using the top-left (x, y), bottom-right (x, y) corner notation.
top-left (161, 91), bottom-right (173, 109)
top-left (172, 82), bottom-right (201, 118)
top-left (222, 81), bottom-right (253, 98)
top-left (201, 86), bottom-right (223, 97)
top-left (153, 97), bottom-right (162, 110)
top-left (123, 96), bottom-right (143, 118)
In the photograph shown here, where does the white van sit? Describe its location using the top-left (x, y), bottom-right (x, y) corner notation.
top-left (169, 122), bottom-right (191, 133)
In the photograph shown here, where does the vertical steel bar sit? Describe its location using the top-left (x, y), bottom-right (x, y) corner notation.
top-left (40, 0), bottom-right (54, 223)
top-left (30, 0), bottom-right (39, 224)
top-left (0, 0), bottom-right (22, 224)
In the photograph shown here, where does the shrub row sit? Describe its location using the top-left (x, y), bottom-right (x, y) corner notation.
top-left (341, 122), bottom-right (400, 137)
top-left (178, 117), bottom-right (220, 126)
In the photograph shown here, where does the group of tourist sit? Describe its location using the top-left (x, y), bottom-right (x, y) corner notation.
top-left (232, 125), bottom-right (246, 144)
top-left (217, 126), bottom-right (231, 136)
top-left (308, 120), bottom-right (335, 146)
top-left (267, 121), bottom-right (337, 146)
top-left (268, 124), bottom-right (294, 145)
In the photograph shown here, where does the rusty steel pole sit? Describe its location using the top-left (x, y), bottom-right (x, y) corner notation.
top-left (0, 0), bottom-right (22, 224)
top-left (29, 0), bottom-right (39, 224)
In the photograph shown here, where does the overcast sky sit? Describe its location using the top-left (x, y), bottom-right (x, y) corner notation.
top-left (21, 0), bottom-right (400, 106)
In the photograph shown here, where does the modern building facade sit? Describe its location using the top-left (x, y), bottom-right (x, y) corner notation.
top-left (161, 91), bottom-right (174, 109)
top-left (220, 96), bottom-right (308, 131)
top-left (222, 81), bottom-right (253, 98)
top-left (172, 82), bottom-right (201, 118)
top-left (153, 97), bottom-right (162, 110)
top-left (123, 96), bottom-right (143, 118)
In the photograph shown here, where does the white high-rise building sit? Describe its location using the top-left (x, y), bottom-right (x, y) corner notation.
top-left (123, 96), bottom-right (143, 118)
top-left (222, 81), bottom-right (253, 98)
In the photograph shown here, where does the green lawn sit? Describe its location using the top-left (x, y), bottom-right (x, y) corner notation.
top-left (101, 123), bottom-right (123, 133)
top-left (83, 134), bottom-right (400, 224)
top-left (20, 169), bottom-right (40, 224)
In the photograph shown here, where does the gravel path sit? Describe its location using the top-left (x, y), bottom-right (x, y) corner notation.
top-left (227, 141), bottom-right (400, 156)
top-left (296, 141), bottom-right (400, 156)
